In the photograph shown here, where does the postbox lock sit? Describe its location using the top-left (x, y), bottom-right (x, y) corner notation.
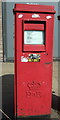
top-left (18, 14), bottom-right (23, 18)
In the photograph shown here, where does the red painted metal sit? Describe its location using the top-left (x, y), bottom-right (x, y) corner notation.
top-left (24, 45), bottom-right (45, 52)
top-left (24, 24), bottom-right (44, 30)
top-left (14, 4), bottom-right (56, 13)
top-left (14, 4), bottom-right (55, 119)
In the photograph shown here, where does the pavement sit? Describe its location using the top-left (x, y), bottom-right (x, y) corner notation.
top-left (0, 61), bottom-right (60, 120)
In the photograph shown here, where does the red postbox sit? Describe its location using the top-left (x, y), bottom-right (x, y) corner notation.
top-left (13, 4), bottom-right (56, 119)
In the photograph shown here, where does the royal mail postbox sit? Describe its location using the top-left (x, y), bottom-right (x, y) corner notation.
top-left (13, 4), bottom-right (56, 119)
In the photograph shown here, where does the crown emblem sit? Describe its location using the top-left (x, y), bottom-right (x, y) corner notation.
top-left (27, 81), bottom-right (41, 90)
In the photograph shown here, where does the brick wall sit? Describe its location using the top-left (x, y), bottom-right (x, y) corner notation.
top-left (0, 1), bottom-right (3, 62)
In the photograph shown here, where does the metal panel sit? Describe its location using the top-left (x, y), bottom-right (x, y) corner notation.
top-left (2, 2), bottom-right (7, 61)
top-left (2, 2), bottom-right (14, 61)
top-left (58, 1), bottom-right (60, 58)
top-left (6, 3), bottom-right (14, 61)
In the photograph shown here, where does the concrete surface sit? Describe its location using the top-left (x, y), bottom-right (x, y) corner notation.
top-left (0, 61), bottom-right (60, 119)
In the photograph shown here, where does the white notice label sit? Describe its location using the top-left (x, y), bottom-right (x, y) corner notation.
top-left (24, 31), bottom-right (44, 45)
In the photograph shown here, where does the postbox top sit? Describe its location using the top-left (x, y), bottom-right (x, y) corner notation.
top-left (13, 4), bottom-right (56, 14)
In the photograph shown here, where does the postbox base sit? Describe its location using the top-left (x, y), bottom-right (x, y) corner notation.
top-left (15, 114), bottom-right (51, 120)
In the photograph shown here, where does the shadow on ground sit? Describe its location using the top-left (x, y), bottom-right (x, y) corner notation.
top-left (2, 74), bottom-right (14, 120)
top-left (52, 94), bottom-right (60, 111)
top-left (1, 74), bottom-right (60, 120)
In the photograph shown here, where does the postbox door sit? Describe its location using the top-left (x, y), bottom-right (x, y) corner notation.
top-left (23, 21), bottom-right (45, 51)
top-left (15, 12), bottom-right (54, 117)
